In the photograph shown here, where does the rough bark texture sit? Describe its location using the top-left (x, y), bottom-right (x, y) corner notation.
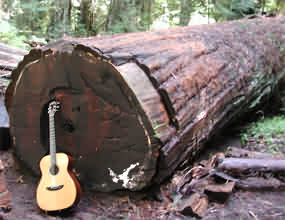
top-left (5, 16), bottom-right (285, 192)
top-left (0, 42), bottom-right (27, 92)
top-left (217, 158), bottom-right (285, 175)
top-left (226, 147), bottom-right (285, 159)
top-left (236, 177), bottom-right (285, 190)
top-left (0, 42), bottom-right (27, 74)
top-left (0, 43), bottom-right (26, 150)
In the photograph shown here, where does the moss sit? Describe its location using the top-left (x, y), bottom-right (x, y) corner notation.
top-left (241, 115), bottom-right (285, 154)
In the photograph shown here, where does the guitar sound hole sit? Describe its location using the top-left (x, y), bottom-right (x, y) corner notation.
top-left (49, 165), bottom-right (59, 175)
top-left (47, 185), bottom-right (64, 191)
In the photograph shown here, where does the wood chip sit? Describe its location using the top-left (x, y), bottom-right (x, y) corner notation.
top-left (174, 193), bottom-right (208, 217)
top-left (16, 175), bottom-right (24, 184)
top-left (205, 181), bottom-right (235, 193)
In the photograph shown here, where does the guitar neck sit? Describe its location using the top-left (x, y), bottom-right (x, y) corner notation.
top-left (49, 113), bottom-right (57, 168)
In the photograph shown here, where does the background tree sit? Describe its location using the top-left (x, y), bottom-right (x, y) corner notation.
top-left (105, 0), bottom-right (138, 33)
top-left (210, 0), bottom-right (257, 21)
top-left (136, 0), bottom-right (153, 30)
top-left (179, 0), bottom-right (194, 25)
top-left (80, 0), bottom-right (97, 35)
top-left (46, 0), bottom-right (72, 40)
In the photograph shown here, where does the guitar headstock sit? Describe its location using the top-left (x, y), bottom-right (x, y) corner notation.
top-left (48, 101), bottom-right (61, 116)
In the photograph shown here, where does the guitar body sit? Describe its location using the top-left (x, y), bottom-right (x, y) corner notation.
top-left (36, 153), bottom-right (81, 211)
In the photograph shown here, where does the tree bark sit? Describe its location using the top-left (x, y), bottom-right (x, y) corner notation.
top-left (226, 147), bottom-right (285, 159)
top-left (0, 43), bottom-right (26, 150)
top-left (217, 158), bottom-right (285, 175)
top-left (0, 42), bottom-right (27, 71)
top-left (236, 177), bottom-right (285, 190)
top-left (5, 16), bottom-right (285, 192)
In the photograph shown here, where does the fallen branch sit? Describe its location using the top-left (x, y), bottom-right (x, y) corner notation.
top-left (236, 177), bottom-right (285, 190)
top-left (216, 158), bottom-right (285, 176)
top-left (226, 147), bottom-right (285, 159)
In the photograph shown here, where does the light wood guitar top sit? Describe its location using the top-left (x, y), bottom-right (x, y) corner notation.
top-left (36, 153), bottom-right (81, 211)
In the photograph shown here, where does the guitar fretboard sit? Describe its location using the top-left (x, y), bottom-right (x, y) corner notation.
top-left (48, 101), bottom-right (60, 175)
top-left (49, 114), bottom-right (57, 173)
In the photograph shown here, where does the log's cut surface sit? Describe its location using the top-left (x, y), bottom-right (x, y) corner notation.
top-left (5, 16), bottom-right (285, 192)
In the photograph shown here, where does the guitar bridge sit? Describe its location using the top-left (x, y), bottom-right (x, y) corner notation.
top-left (46, 185), bottom-right (64, 191)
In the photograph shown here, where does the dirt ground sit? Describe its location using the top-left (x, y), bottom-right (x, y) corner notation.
top-left (1, 124), bottom-right (285, 220)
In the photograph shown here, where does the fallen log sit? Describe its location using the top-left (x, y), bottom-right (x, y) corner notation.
top-left (216, 158), bottom-right (285, 176)
top-left (236, 177), bottom-right (285, 190)
top-left (0, 96), bottom-right (10, 150)
top-left (0, 43), bottom-right (26, 149)
top-left (5, 16), bottom-right (285, 191)
top-left (0, 42), bottom-right (27, 72)
top-left (226, 147), bottom-right (285, 159)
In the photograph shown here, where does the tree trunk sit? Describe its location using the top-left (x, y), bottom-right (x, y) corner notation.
top-left (179, 0), bottom-right (193, 26)
top-left (5, 16), bottom-right (285, 192)
top-left (105, 0), bottom-right (138, 33)
top-left (80, 0), bottom-right (96, 35)
top-left (46, 0), bottom-right (72, 40)
top-left (136, 0), bottom-right (152, 30)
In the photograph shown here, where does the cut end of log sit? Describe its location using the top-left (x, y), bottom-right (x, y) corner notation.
top-left (6, 42), bottom-right (173, 191)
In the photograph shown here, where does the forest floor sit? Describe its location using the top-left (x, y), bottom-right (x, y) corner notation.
top-left (1, 115), bottom-right (285, 220)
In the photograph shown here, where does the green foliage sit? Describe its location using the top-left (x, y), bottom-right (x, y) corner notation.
top-left (241, 115), bottom-right (285, 154)
top-left (11, 0), bottom-right (49, 38)
top-left (211, 0), bottom-right (257, 21)
top-left (105, 0), bottom-right (139, 33)
top-left (0, 29), bottom-right (27, 49)
top-left (0, 14), bottom-right (28, 48)
top-left (247, 116), bottom-right (285, 138)
top-left (240, 133), bottom-right (248, 145)
top-left (272, 0), bottom-right (285, 13)
top-left (241, 115), bottom-right (285, 145)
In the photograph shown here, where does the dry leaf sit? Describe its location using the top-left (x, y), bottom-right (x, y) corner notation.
top-left (16, 175), bottom-right (24, 184)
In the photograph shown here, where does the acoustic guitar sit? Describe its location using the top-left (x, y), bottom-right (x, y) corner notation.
top-left (36, 101), bottom-right (81, 211)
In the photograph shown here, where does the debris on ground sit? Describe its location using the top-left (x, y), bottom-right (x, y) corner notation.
top-left (167, 147), bottom-right (285, 218)
top-left (0, 159), bottom-right (11, 212)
